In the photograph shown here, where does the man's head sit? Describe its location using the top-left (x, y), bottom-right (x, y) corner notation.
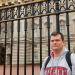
top-left (50, 31), bottom-right (65, 52)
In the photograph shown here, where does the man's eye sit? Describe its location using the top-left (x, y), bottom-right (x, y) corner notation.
top-left (56, 40), bottom-right (60, 41)
top-left (51, 40), bottom-right (54, 42)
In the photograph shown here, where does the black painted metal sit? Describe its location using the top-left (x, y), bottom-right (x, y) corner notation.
top-left (32, 18), bottom-right (34, 75)
top-left (0, 22), bottom-right (1, 34)
top-left (4, 22), bottom-right (7, 75)
top-left (47, 0), bottom-right (49, 13)
top-left (0, 10), bottom-right (1, 34)
top-left (39, 2), bottom-right (42, 70)
top-left (39, 16), bottom-right (42, 69)
top-left (10, 21), bottom-right (13, 75)
top-left (55, 0), bottom-right (60, 32)
top-left (17, 6), bottom-right (20, 75)
top-left (32, 3), bottom-right (34, 75)
top-left (47, 16), bottom-right (50, 56)
top-left (39, 2), bottom-right (42, 15)
top-left (66, 13), bottom-right (70, 50)
top-left (24, 5), bottom-right (27, 75)
top-left (10, 7), bottom-right (14, 75)
top-left (24, 19), bottom-right (27, 75)
top-left (4, 8), bottom-right (8, 75)
top-left (66, 0), bottom-right (70, 51)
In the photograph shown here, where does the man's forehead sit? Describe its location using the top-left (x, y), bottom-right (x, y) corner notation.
top-left (50, 34), bottom-right (61, 39)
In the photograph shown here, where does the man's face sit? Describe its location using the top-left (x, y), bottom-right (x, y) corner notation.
top-left (50, 34), bottom-right (65, 51)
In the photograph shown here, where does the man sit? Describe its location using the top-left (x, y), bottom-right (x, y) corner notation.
top-left (40, 31), bottom-right (75, 75)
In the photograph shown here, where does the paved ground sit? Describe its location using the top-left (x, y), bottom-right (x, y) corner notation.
top-left (0, 65), bottom-right (40, 75)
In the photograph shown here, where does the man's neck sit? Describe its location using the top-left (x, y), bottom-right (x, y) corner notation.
top-left (53, 49), bottom-right (63, 57)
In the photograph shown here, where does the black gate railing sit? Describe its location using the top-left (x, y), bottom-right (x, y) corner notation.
top-left (0, 0), bottom-right (75, 75)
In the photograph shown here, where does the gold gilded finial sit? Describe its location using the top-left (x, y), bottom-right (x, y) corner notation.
top-left (18, 0), bottom-right (21, 3)
top-left (5, 0), bottom-right (8, 6)
top-left (24, 0), bottom-right (28, 2)
top-left (0, 0), bottom-right (2, 6)
top-left (69, 1), bottom-right (73, 5)
top-left (12, 0), bottom-right (14, 5)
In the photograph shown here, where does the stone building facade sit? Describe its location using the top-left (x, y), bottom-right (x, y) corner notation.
top-left (0, 0), bottom-right (75, 65)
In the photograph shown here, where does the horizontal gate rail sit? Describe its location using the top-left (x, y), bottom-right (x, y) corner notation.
top-left (0, 0), bottom-right (75, 23)
top-left (0, 0), bottom-right (47, 9)
top-left (0, 9), bottom-right (75, 22)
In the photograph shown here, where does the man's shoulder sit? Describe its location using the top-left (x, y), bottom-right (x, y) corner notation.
top-left (71, 52), bottom-right (75, 64)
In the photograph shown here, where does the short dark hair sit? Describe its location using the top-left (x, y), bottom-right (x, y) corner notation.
top-left (50, 31), bottom-right (64, 41)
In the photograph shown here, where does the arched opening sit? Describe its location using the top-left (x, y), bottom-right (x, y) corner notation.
top-left (0, 43), bottom-right (4, 65)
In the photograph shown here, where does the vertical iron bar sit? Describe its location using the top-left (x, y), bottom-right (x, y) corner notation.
top-left (17, 20), bottom-right (20, 75)
top-left (66, 13), bottom-right (70, 50)
top-left (0, 10), bottom-right (1, 34)
top-left (4, 22), bottom-right (7, 75)
top-left (32, 3), bottom-right (34, 75)
top-left (4, 9), bottom-right (8, 75)
top-left (32, 18), bottom-right (34, 75)
top-left (66, 0), bottom-right (70, 51)
top-left (47, 16), bottom-right (50, 56)
top-left (17, 6), bottom-right (20, 75)
top-left (0, 22), bottom-right (1, 34)
top-left (47, 0), bottom-right (49, 13)
top-left (66, 0), bottom-right (68, 10)
top-left (39, 2), bottom-right (42, 70)
top-left (39, 17), bottom-right (42, 69)
top-left (39, 2), bottom-right (42, 15)
top-left (24, 19), bottom-right (27, 75)
top-left (10, 7), bottom-right (14, 75)
top-left (10, 21), bottom-right (13, 75)
top-left (55, 0), bottom-right (60, 32)
top-left (24, 5), bottom-right (27, 75)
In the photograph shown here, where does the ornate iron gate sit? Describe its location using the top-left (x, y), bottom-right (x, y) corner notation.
top-left (0, 0), bottom-right (75, 75)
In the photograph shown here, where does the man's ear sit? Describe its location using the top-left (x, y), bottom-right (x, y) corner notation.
top-left (63, 40), bottom-right (65, 45)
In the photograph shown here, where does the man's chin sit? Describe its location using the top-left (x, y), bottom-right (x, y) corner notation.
top-left (52, 48), bottom-right (58, 51)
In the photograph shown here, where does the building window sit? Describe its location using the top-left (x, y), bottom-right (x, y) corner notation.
top-left (46, 28), bottom-right (51, 36)
top-left (34, 52), bottom-right (38, 59)
top-left (60, 25), bottom-right (65, 35)
top-left (45, 51), bottom-right (48, 57)
top-left (34, 45), bottom-right (37, 47)
top-left (34, 28), bottom-right (37, 37)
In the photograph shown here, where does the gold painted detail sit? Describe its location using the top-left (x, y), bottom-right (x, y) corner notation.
top-left (43, 5), bottom-right (46, 10)
top-left (0, 4), bottom-right (2, 7)
top-left (2, 13), bottom-right (4, 17)
top-left (12, 0), bottom-right (14, 5)
top-left (0, 0), bottom-right (2, 6)
top-left (8, 12), bottom-right (10, 16)
top-left (20, 9), bottom-right (24, 14)
top-left (34, 7), bottom-right (38, 12)
top-left (14, 11), bottom-right (17, 15)
top-left (50, 4), bottom-right (54, 9)
top-left (51, 0), bottom-right (54, 2)
top-left (27, 7), bottom-right (31, 13)
top-left (2, 10), bottom-right (5, 17)
top-left (42, 2), bottom-right (46, 10)
top-left (5, 0), bottom-right (8, 6)
top-left (24, 0), bottom-right (28, 2)
top-left (69, 1), bottom-right (73, 5)
top-left (60, 3), bottom-right (64, 7)
top-left (0, 0), bottom-right (47, 9)
top-left (18, 0), bottom-right (21, 3)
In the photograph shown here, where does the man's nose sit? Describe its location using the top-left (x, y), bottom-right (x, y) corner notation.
top-left (53, 41), bottom-right (57, 44)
